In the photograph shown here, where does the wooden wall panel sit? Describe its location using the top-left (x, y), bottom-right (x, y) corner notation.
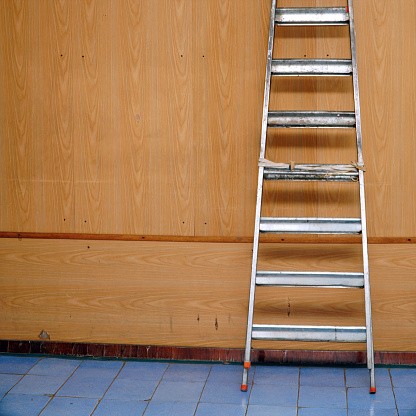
top-left (1, 239), bottom-right (415, 351)
top-left (0, 0), bottom-right (415, 237)
top-left (356, 0), bottom-right (416, 237)
top-left (194, 0), bottom-right (265, 237)
top-left (73, 0), bottom-right (116, 234)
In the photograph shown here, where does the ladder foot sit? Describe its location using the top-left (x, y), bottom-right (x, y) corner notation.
top-left (241, 384), bottom-right (248, 392)
top-left (370, 387), bottom-right (376, 394)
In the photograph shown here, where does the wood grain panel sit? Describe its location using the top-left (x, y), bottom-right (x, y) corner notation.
top-left (37, 0), bottom-right (75, 233)
top-left (1, 0), bottom-right (416, 238)
top-left (1, 239), bottom-right (415, 351)
top-left (195, 0), bottom-right (265, 237)
top-left (157, 0), bottom-right (195, 236)
top-left (112, 0), bottom-right (153, 235)
top-left (0, 0), bottom-right (40, 231)
top-left (356, 0), bottom-right (416, 237)
top-left (73, 0), bottom-right (116, 234)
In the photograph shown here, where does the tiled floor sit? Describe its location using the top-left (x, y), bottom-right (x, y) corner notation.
top-left (0, 354), bottom-right (415, 415)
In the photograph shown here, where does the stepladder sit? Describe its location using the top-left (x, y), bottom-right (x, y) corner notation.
top-left (241, 0), bottom-right (376, 393)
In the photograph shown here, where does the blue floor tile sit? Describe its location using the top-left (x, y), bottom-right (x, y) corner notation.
top-left (195, 403), bottom-right (247, 416)
top-left (41, 396), bottom-right (98, 416)
top-left (200, 381), bottom-right (251, 405)
top-left (117, 362), bottom-right (168, 381)
top-left (348, 409), bottom-right (399, 416)
top-left (162, 364), bottom-right (211, 382)
top-left (144, 401), bottom-right (197, 416)
top-left (57, 376), bottom-right (113, 399)
top-left (391, 369), bottom-right (416, 388)
top-left (0, 374), bottom-right (22, 394)
top-left (247, 405), bottom-right (297, 416)
top-left (347, 387), bottom-right (396, 409)
top-left (207, 364), bottom-right (253, 384)
top-left (399, 410), bottom-right (416, 416)
top-left (10, 375), bottom-right (68, 395)
top-left (394, 388), bottom-right (416, 410)
top-left (0, 356), bottom-right (40, 374)
top-left (249, 384), bottom-right (298, 407)
top-left (29, 358), bottom-right (81, 377)
top-left (0, 357), bottom-right (411, 416)
top-left (346, 368), bottom-right (392, 387)
top-left (298, 408), bottom-right (347, 416)
top-left (151, 380), bottom-right (205, 402)
top-left (103, 378), bottom-right (159, 401)
top-left (0, 393), bottom-right (50, 416)
top-left (298, 386), bottom-right (346, 409)
top-left (300, 367), bottom-right (345, 387)
top-left (254, 366), bottom-right (299, 385)
top-left (93, 399), bottom-right (148, 416)
top-left (71, 360), bottom-right (123, 379)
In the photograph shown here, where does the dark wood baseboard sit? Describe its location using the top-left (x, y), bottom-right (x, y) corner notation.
top-left (1, 340), bottom-right (415, 366)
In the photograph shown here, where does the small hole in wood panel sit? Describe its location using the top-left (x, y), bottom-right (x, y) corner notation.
top-left (64, 218), bottom-right (66, 221)
top-left (84, 220), bottom-right (87, 223)
top-left (82, 55), bottom-right (84, 58)
top-left (87, 246), bottom-right (90, 249)
top-left (408, 239), bottom-right (412, 242)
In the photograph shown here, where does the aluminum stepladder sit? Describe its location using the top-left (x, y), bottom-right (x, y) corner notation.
top-left (241, 0), bottom-right (376, 393)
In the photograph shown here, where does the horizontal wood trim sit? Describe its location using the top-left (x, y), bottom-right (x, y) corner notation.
top-left (1, 340), bottom-right (415, 366)
top-left (0, 232), bottom-right (415, 244)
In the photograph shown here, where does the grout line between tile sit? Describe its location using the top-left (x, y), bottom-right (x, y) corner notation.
top-left (141, 361), bottom-right (172, 415)
top-left (38, 358), bottom-right (83, 416)
top-left (244, 364), bottom-right (256, 415)
top-left (192, 364), bottom-right (212, 416)
top-left (89, 361), bottom-right (127, 415)
top-left (389, 368), bottom-right (400, 416)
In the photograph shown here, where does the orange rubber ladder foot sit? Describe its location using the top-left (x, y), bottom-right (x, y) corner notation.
top-left (241, 384), bottom-right (248, 392)
top-left (370, 387), bottom-right (376, 394)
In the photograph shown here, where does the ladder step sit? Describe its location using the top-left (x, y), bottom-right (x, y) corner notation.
top-left (260, 218), bottom-right (362, 234)
top-left (263, 164), bottom-right (358, 182)
top-left (272, 59), bottom-right (353, 76)
top-left (268, 111), bottom-right (356, 128)
top-left (275, 7), bottom-right (349, 26)
top-left (252, 325), bottom-right (367, 343)
top-left (256, 271), bottom-right (364, 288)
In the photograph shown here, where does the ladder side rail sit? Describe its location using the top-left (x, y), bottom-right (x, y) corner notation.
top-left (242, 168), bottom-right (264, 374)
top-left (259, 0), bottom-right (277, 159)
top-left (241, 0), bottom-right (277, 391)
top-left (348, 0), bottom-right (375, 391)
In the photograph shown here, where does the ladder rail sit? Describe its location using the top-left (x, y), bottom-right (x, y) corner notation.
top-left (348, 0), bottom-right (375, 390)
top-left (241, 0), bottom-right (277, 392)
top-left (259, 0), bottom-right (277, 159)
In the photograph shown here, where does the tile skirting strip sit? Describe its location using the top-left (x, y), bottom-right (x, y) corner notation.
top-left (1, 340), bottom-right (414, 366)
